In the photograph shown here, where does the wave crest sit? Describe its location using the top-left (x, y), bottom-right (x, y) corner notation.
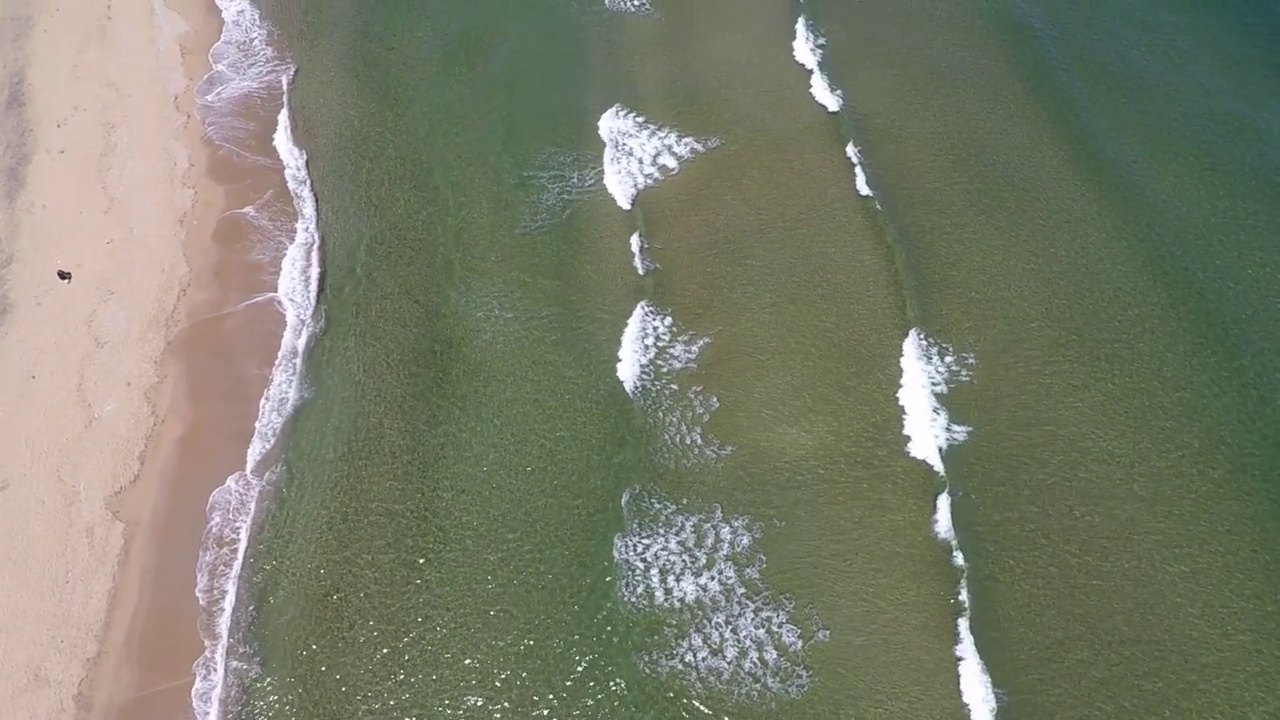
top-left (598, 104), bottom-right (720, 211)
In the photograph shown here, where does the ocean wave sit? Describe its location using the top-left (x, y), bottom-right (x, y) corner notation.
top-left (629, 231), bottom-right (656, 275)
top-left (194, 0), bottom-right (291, 156)
top-left (191, 68), bottom-right (323, 720)
top-left (613, 487), bottom-right (827, 701)
top-left (934, 491), bottom-right (999, 720)
top-left (791, 16), bottom-right (843, 113)
top-left (898, 329), bottom-right (998, 719)
top-left (616, 301), bottom-right (730, 466)
top-left (844, 142), bottom-right (874, 198)
top-left (598, 104), bottom-right (721, 211)
top-left (897, 328), bottom-right (972, 476)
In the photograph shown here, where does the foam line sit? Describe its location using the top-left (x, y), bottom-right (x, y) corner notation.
top-left (792, 16), bottom-right (844, 112)
top-left (613, 487), bottom-right (826, 699)
top-left (899, 328), bottom-right (998, 719)
top-left (844, 142), bottom-right (875, 197)
top-left (190, 68), bottom-right (323, 720)
top-left (629, 231), bottom-right (654, 275)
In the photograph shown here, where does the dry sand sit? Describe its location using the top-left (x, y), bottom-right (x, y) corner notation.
top-left (0, 0), bottom-right (260, 717)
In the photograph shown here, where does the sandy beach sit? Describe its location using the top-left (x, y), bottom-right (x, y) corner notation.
top-left (0, 0), bottom-right (276, 717)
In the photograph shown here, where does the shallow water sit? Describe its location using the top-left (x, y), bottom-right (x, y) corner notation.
top-left (216, 1), bottom-right (1280, 718)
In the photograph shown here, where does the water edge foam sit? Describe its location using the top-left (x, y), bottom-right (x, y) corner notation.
top-left (190, 70), bottom-right (323, 720)
top-left (195, 0), bottom-right (291, 156)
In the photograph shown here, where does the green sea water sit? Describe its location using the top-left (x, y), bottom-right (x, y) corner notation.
top-left (231, 0), bottom-right (1279, 718)
top-left (815, 0), bottom-right (1280, 716)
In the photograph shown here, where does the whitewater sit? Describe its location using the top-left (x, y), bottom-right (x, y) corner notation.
top-left (789, 15), bottom-right (876, 201)
top-left (190, 2), bottom-right (324, 719)
top-left (612, 486), bottom-right (827, 700)
top-left (598, 104), bottom-right (720, 211)
top-left (791, 15), bottom-right (843, 113)
top-left (616, 301), bottom-right (730, 466)
top-left (629, 231), bottom-right (654, 275)
top-left (898, 328), bottom-right (999, 720)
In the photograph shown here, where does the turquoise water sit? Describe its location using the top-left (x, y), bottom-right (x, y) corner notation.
top-left (215, 0), bottom-right (1279, 718)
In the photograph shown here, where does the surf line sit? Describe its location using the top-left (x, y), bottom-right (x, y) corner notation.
top-left (189, 1), bottom-right (324, 718)
top-left (898, 328), bottom-right (999, 720)
top-left (790, 11), bottom-right (877, 201)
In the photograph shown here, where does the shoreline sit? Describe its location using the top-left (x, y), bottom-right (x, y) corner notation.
top-left (79, 0), bottom-right (297, 718)
top-left (0, 0), bottom-right (294, 716)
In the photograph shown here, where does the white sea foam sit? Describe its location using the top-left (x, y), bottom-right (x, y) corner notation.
top-left (191, 71), bottom-right (323, 720)
top-left (629, 231), bottom-right (655, 275)
top-left (195, 0), bottom-right (291, 156)
top-left (897, 328), bottom-right (973, 476)
top-left (933, 491), bottom-right (999, 720)
top-left (613, 487), bottom-right (826, 699)
top-left (616, 302), bottom-right (729, 465)
top-left (598, 104), bottom-right (721, 211)
top-left (616, 301), bottom-right (703, 398)
top-left (604, 0), bottom-right (654, 13)
top-left (844, 142), bottom-right (874, 198)
top-left (902, 336), bottom-right (998, 719)
top-left (791, 16), bottom-right (844, 113)
top-left (616, 301), bottom-right (663, 398)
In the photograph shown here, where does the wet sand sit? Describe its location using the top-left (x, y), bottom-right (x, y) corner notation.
top-left (0, 0), bottom-right (285, 717)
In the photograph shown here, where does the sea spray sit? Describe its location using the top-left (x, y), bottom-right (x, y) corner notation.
top-left (616, 302), bottom-right (730, 466)
top-left (897, 329), bottom-right (998, 720)
top-left (191, 71), bottom-right (323, 720)
top-left (613, 486), bottom-right (827, 700)
top-left (791, 16), bottom-right (843, 113)
top-left (598, 104), bottom-right (720, 211)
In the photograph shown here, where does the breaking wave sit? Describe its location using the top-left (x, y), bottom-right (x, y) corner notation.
top-left (897, 328), bottom-right (998, 720)
top-left (897, 328), bottom-right (973, 476)
top-left (629, 231), bottom-right (655, 275)
top-left (616, 301), bottom-right (730, 466)
top-left (598, 104), bottom-right (721, 211)
top-left (844, 142), bottom-right (874, 198)
top-left (791, 16), bottom-right (843, 113)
